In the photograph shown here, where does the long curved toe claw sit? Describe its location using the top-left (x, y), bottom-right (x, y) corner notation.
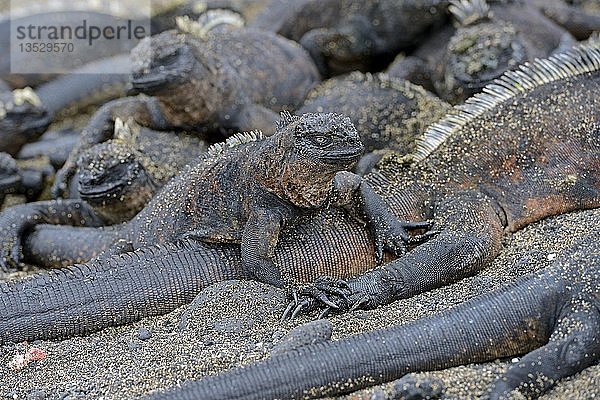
top-left (350, 295), bottom-right (370, 311)
top-left (317, 307), bottom-right (331, 319)
top-left (290, 300), bottom-right (312, 320)
top-left (317, 295), bottom-right (339, 310)
top-left (281, 301), bottom-right (296, 321)
top-left (408, 230), bottom-right (439, 245)
top-left (401, 220), bottom-right (432, 229)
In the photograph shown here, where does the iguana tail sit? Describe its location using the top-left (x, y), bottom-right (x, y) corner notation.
top-left (0, 239), bottom-right (245, 344)
top-left (148, 236), bottom-right (600, 399)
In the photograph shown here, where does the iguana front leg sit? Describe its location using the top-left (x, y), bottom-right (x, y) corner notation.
top-left (241, 207), bottom-right (285, 288)
top-left (332, 171), bottom-right (433, 264)
top-left (287, 190), bottom-right (504, 317)
top-left (0, 199), bottom-right (106, 271)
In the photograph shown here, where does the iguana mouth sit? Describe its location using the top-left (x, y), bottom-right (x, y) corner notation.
top-left (79, 181), bottom-right (126, 199)
top-left (318, 148), bottom-right (363, 164)
top-left (130, 75), bottom-right (169, 92)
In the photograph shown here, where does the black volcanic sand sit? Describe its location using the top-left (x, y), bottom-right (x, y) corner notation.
top-left (1, 208), bottom-right (599, 399)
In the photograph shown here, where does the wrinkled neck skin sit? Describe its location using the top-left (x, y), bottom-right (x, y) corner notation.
top-left (254, 134), bottom-right (339, 209)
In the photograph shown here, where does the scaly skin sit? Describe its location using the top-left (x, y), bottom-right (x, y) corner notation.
top-left (0, 88), bottom-right (52, 156)
top-left (283, 44), bottom-right (600, 318)
top-left (0, 46), bottom-right (598, 382)
top-left (151, 230), bottom-right (600, 399)
top-left (298, 72), bottom-right (451, 156)
top-left (76, 120), bottom-right (207, 224)
top-left (1, 113), bottom-right (418, 286)
top-left (435, 0), bottom-right (576, 103)
top-left (52, 11), bottom-right (320, 197)
top-left (251, 0), bottom-right (448, 76)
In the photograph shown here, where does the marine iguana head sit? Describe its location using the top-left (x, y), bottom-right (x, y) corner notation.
top-left (258, 112), bottom-right (364, 208)
top-left (440, 22), bottom-right (527, 103)
top-left (129, 30), bottom-right (197, 95)
top-left (0, 88), bottom-right (52, 155)
top-left (129, 28), bottom-right (231, 123)
top-left (278, 111), bottom-right (364, 168)
top-left (76, 119), bottom-right (159, 224)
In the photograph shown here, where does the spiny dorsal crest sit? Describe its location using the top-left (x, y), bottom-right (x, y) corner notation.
top-left (0, 87), bottom-right (41, 119)
top-left (176, 9), bottom-right (244, 39)
top-left (206, 130), bottom-right (264, 158)
top-left (449, 0), bottom-right (491, 26)
top-left (113, 117), bottom-right (139, 145)
top-left (413, 43), bottom-right (600, 162)
top-left (276, 110), bottom-right (301, 131)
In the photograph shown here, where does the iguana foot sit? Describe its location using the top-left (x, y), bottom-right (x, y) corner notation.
top-left (282, 276), bottom-right (372, 320)
top-left (372, 218), bottom-right (436, 264)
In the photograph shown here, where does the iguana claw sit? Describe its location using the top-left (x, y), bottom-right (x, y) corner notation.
top-left (373, 219), bottom-right (436, 264)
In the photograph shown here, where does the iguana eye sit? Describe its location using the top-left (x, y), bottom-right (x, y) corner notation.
top-left (310, 135), bottom-right (332, 147)
top-left (156, 50), bottom-right (180, 67)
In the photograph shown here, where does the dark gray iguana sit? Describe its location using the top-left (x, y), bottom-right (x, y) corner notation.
top-left (405, 0), bottom-right (577, 104)
top-left (0, 44), bottom-right (598, 357)
top-left (51, 10), bottom-right (320, 198)
top-left (250, 0), bottom-right (449, 76)
top-left (149, 229), bottom-right (600, 400)
top-left (0, 87), bottom-right (52, 156)
top-left (0, 112), bottom-right (425, 289)
top-left (76, 118), bottom-right (208, 224)
top-left (0, 152), bottom-right (53, 206)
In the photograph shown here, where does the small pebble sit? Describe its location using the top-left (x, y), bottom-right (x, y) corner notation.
top-left (137, 327), bottom-right (152, 340)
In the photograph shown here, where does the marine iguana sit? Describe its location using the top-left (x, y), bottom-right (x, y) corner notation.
top-left (407, 0), bottom-right (577, 103)
top-left (0, 112), bottom-right (422, 288)
top-left (297, 72), bottom-right (451, 156)
top-left (151, 229), bottom-right (600, 400)
top-left (76, 118), bottom-right (208, 224)
top-left (0, 44), bottom-right (598, 352)
top-left (250, 0), bottom-right (448, 76)
top-left (0, 153), bottom-right (54, 207)
top-left (0, 87), bottom-right (52, 156)
top-left (51, 10), bottom-right (320, 198)
top-left (0, 153), bottom-right (48, 206)
top-left (282, 43), bottom-right (600, 318)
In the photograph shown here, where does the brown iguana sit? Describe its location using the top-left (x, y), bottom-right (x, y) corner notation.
top-left (0, 112), bottom-right (426, 289)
